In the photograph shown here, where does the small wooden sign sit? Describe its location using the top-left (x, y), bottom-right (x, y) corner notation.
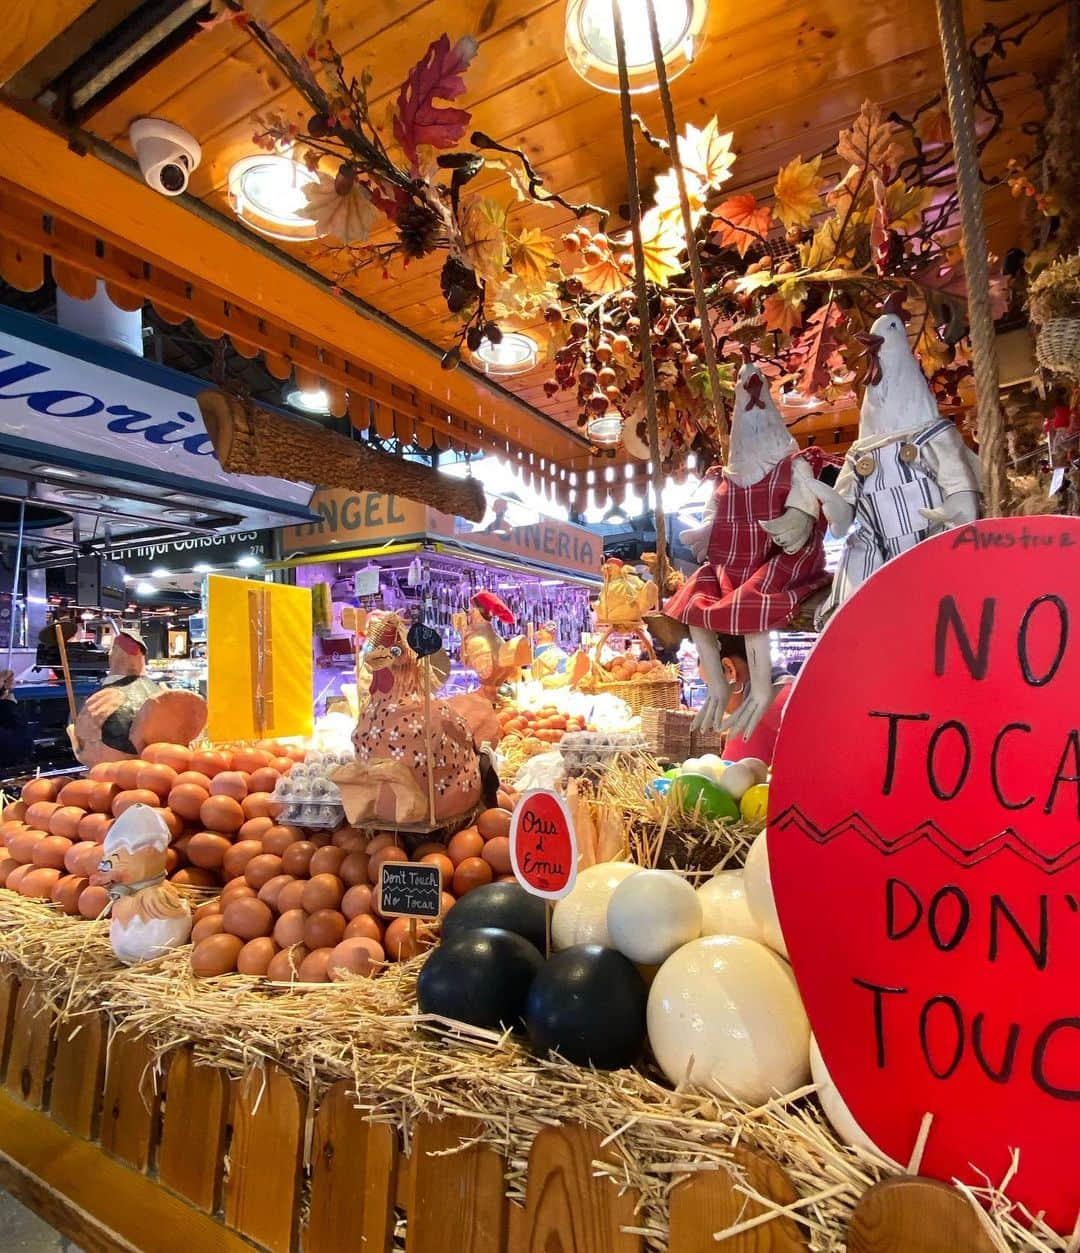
top-left (509, 790), bottom-right (577, 900)
top-left (378, 861), bottom-right (442, 919)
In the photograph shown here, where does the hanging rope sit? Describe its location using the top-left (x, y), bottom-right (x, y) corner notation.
top-left (934, 0), bottom-right (1008, 517)
top-left (611, 0), bottom-right (669, 592)
top-left (643, 0), bottom-right (728, 449)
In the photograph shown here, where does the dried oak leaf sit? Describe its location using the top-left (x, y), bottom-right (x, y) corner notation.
top-left (393, 34), bottom-right (478, 173)
top-left (302, 174), bottom-right (381, 244)
top-left (507, 226), bottom-right (557, 293)
top-left (789, 300), bottom-right (845, 397)
top-left (773, 155), bottom-right (824, 229)
top-left (837, 100), bottom-right (903, 174)
top-left (914, 105), bottom-right (951, 149)
top-left (711, 193), bottom-right (773, 256)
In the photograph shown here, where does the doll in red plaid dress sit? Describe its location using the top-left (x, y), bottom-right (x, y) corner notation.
top-left (665, 362), bottom-right (830, 738)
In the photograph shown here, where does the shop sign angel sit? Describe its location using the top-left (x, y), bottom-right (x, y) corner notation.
top-left (664, 360), bottom-right (831, 737)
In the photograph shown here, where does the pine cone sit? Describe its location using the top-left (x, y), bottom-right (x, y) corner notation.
top-left (396, 201), bottom-right (445, 259)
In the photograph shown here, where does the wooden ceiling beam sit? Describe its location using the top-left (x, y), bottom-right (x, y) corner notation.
top-left (1, 2), bottom-right (100, 87)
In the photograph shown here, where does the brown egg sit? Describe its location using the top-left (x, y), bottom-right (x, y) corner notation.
top-left (112, 759), bottom-right (149, 791)
top-left (72, 843), bottom-right (105, 878)
top-left (446, 829), bottom-right (484, 866)
top-left (341, 883), bottom-right (374, 920)
top-left (266, 944), bottom-right (308, 983)
top-left (2, 800), bottom-right (26, 823)
top-left (0, 822), bottom-right (26, 850)
top-left (87, 782), bottom-right (120, 814)
top-left (200, 795), bottom-right (244, 834)
top-left (257, 873), bottom-right (295, 911)
top-left (142, 743), bottom-right (193, 772)
top-left (25, 801), bottom-right (61, 831)
top-left (247, 767), bottom-right (281, 795)
top-left (269, 756), bottom-right (295, 775)
top-left (343, 913), bottom-right (383, 943)
top-left (57, 779), bottom-right (94, 809)
top-left (244, 853), bottom-right (284, 891)
top-left (412, 841), bottom-right (444, 859)
top-left (481, 837), bottom-right (512, 876)
top-left (191, 933), bottom-right (244, 977)
top-left (32, 835), bottom-right (73, 870)
top-left (328, 937), bottom-right (383, 980)
top-left (477, 809), bottom-right (512, 841)
top-left (77, 812), bottom-right (112, 843)
top-left (255, 738), bottom-right (282, 755)
top-left (5, 863), bottom-right (33, 893)
top-left (167, 783), bottom-right (208, 824)
top-left (283, 746), bottom-right (306, 762)
top-left (21, 778), bottom-right (59, 805)
top-left (453, 856), bottom-right (494, 897)
top-left (496, 789), bottom-right (516, 811)
top-left (304, 908), bottom-right (346, 950)
top-left (186, 832), bottom-right (232, 870)
top-left (302, 873), bottom-right (344, 914)
top-left (238, 816), bottom-right (273, 844)
top-left (63, 841), bottom-right (88, 874)
top-left (173, 832), bottom-right (194, 858)
top-left (276, 879), bottom-right (307, 914)
top-left (222, 896), bottom-right (273, 941)
top-left (210, 771), bottom-right (249, 802)
top-left (164, 848), bottom-right (181, 874)
top-left (308, 832), bottom-right (332, 849)
top-left (241, 791), bottom-right (277, 820)
top-left (158, 808), bottom-right (184, 839)
top-left (87, 762), bottom-right (116, 782)
top-left (339, 851), bottom-right (370, 887)
top-left (191, 915), bottom-right (228, 945)
top-left (78, 883), bottom-right (112, 919)
top-left (0, 856), bottom-right (16, 887)
top-left (191, 750), bottom-right (230, 779)
top-left (193, 899), bottom-right (222, 923)
top-left (232, 749), bottom-right (273, 774)
top-left (47, 806), bottom-right (85, 840)
top-left (136, 763), bottom-right (178, 800)
top-left (383, 917), bottom-right (423, 961)
top-left (7, 830), bottom-right (43, 864)
top-left (440, 890), bottom-right (456, 917)
top-left (112, 789), bottom-right (161, 817)
top-left (309, 845), bottom-right (347, 878)
top-left (20, 866), bottom-right (61, 898)
top-left (221, 877), bottom-right (257, 904)
top-left (261, 824), bottom-right (301, 857)
top-left (297, 947), bottom-right (333, 983)
top-left (495, 874), bottom-right (517, 884)
top-left (420, 852), bottom-right (455, 889)
top-left (173, 770), bottom-right (213, 792)
top-left (273, 908), bottom-right (307, 948)
top-left (169, 867), bottom-right (219, 889)
top-left (364, 832), bottom-right (396, 856)
top-left (281, 841), bottom-right (317, 878)
top-left (331, 827), bottom-right (366, 853)
top-left (53, 875), bottom-right (88, 916)
top-left (237, 936), bottom-right (279, 976)
top-left (367, 844), bottom-right (407, 884)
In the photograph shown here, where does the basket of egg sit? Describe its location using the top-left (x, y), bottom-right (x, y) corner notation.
top-left (581, 656), bottom-right (681, 714)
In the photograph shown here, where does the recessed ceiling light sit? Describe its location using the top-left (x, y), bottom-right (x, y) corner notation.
top-left (237, 554), bottom-right (261, 569)
top-left (587, 414), bottom-right (625, 446)
top-left (228, 154), bottom-right (323, 241)
top-left (163, 510), bottom-right (201, 523)
top-left (32, 464), bottom-right (79, 479)
top-left (472, 331), bottom-right (539, 377)
top-left (50, 487), bottom-right (107, 504)
top-left (564, 0), bottom-right (706, 94)
top-left (283, 385), bottom-right (331, 415)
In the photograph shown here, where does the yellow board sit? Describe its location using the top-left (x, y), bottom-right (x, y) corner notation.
top-left (207, 576), bottom-right (313, 742)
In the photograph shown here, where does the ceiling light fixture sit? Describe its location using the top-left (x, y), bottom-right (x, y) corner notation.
top-left (135, 581), bottom-right (156, 597)
top-left (564, 0), bottom-right (707, 94)
top-left (586, 414), bottom-right (625, 446)
top-left (227, 154), bottom-right (323, 241)
top-left (193, 563), bottom-right (213, 574)
top-left (283, 384), bottom-right (332, 415)
top-left (32, 464), bottom-right (79, 479)
top-left (151, 567), bottom-right (170, 578)
top-left (237, 555), bottom-right (262, 569)
top-left (472, 331), bottom-right (539, 377)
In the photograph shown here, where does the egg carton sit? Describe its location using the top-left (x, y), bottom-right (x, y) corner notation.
top-left (271, 752), bottom-right (352, 829)
top-left (559, 730), bottom-right (648, 772)
top-left (275, 800), bottom-right (346, 829)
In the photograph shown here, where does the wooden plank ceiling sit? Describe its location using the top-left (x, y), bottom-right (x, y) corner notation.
top-left (0, 0), bottom-right (1065, 468)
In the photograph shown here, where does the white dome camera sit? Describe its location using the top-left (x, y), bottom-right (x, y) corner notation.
top-left (128, 118), bottom-right (201, 196)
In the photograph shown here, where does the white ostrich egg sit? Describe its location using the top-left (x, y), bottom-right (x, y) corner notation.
top-left (607, 870), bottom-right (702, 965)
top-left (715, 762), bottom-right (756, 802)
top-left (696, 870), bottom-right (766, 943)
top-left (743, 829), bottom-right (788, 958)
top-left (647, 935), bottom-right (810, 1104)
top-left (737, 757), bottom-right (769, 785)
top-left (811, 1034), bottom-right (892, 1160)
top-left (551, 861), bottom-right (641, 950)
top-left (695, 754), bottom-right (726, 782)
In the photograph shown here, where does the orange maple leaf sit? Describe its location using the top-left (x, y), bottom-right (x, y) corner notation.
top-left (763, 289), bottom-right (805, 336)
top-left (773, 155), bottom-right (823, 229)
top-left (711, 194), bottom-right (774, 256)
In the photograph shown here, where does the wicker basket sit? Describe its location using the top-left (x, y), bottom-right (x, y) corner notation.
top-left (640, 708), bottom-right (725, 760)
top-left (581, 675), bottom-right (681, 715)
top-left (1036, 317), bottom-right (1080, 377)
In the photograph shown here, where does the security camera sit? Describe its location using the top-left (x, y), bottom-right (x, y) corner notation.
top-left (129, 118), bottom-right (201, 196)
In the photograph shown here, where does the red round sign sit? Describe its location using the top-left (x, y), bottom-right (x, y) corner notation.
top-left (771, 517), bottom-right (1080, 1231)
top-left (509, 790), bottom-right (577, 900)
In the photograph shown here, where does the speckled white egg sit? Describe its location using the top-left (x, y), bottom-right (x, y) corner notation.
top-left (647, 935), bottom-right (810, 1104)
top-left (715, 762), bottom-right (756, 802)
top-left (607, 870), bottom-right (702, 965)
top-left (696, 871), bottom-right (766, 943)
top-left (551, 862), bottom-right (642, 950)
top-left (743, 829), bottom-right (788, 958)
top-left (811, 1034), bottom-right (891, 1159)
top-left (737, 757), bottom-right (769, 785)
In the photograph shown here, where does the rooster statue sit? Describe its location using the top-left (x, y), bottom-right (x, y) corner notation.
top-left (332, 613), bottom-right (496, 826)
top-left (453, 591), bottom-right (531, 705)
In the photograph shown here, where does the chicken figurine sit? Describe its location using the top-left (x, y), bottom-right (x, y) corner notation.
top-left (453, 591), bottom-right (531, 705)
top-left (663, 360), bottom-right (831, 737)
top-left (332, 613), bottom-right (494, 826)
top-left (71, 628), bottom-right (207, 767)
top-left (90, 804), bottom-right (191, 964)
top-left (812, 299), bottom-right (982, 626)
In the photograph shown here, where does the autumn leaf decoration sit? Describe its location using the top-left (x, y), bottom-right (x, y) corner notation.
top-left (711, 193), bottom-right (773, 256)
top-left (773, 155), bottom-right (824, 229)
top-left (393, 34), bottom-right (479, 174)
top-left (507, 227), bottom-right (557, 293)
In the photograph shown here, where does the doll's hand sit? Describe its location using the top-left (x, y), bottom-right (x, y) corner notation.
top-left (759, 508), bottom-right (813, 555)
top-left (806, 479), bottom-right (855, 536)
top-left (680, 523), bottom-right (711, 563)
top-left (919, 489), bottom-right (980, 529)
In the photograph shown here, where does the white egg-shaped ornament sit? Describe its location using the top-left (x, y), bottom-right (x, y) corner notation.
top-left (607, 870), bottom-right (702, 965)
top-left (681, 757), bottom-right (702, 775)
top-left (695, 754), bottom-right (726, 782)
top-left (551, 862), bottom-right (642, 950)
top-left (811, 1034), bottom-right (893, 1160)
top-left (714, 762), bottom-right (756, 803)
top-left (737, 757), bottom-right (769, 785)
top-left (696, 870), bottom-right (766, 943)
top-left (648, 935), bottom-right (811, 1104)
top-left (743, 829), bottom-right (788, 958)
